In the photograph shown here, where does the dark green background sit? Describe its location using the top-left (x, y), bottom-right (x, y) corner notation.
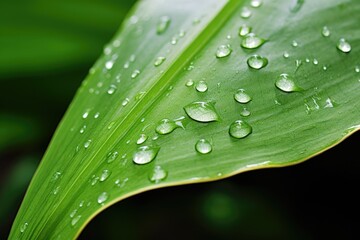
top-left (0, 0), bottom-right (359, 239)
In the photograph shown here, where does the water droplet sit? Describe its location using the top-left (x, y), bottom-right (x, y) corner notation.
top-left (154, 56), bottom-right (166, 66)
top-left (70, 209), bottom-right (77, 218)
top-left (107, 84), bottom-right (117, 95)
top-left (123, 61), bottom-right (130, 69)
top-left (71, 215), bottom-right (81, 226)
top-left (195, 80), bottom-right (208, 92)
top-left (84, 140), bottom-right (92, 149)
top-left (106, 151), bottom-right (119, 163)
top-left (283, 52), bottom-right (290, 58)
top-left (240, 7), bottom-right (252, 18)
top-left (241, 33), bottom-right (266, 49)
top-left (178, 30), bottom-right (186, 37)
top-left (50, 171), bottom-right (62, 182)
top-left (195, 139), bottom-right (212, 154)
top-left (155, 119), bottom-right (182, 135)
top-left (94, 112), bottom-right (100, 119)
top-left (250, 0), bottom-right (262, 8)
top-left (291, 40), bottom-right (298, 47)
top-left (216, 44), bottom-right (232, 58)
top-left (100, 169), bottom-right (111, 182)
top-left (322, 26), bottom-right (330, 37)
top-left (337, 38), bottom-right (351, 53)
top-left (97, 192), bottom-right (109, 204)
top-left (157, 16), bottom-right (171, 34)
top-left (171, 37), bottom-right (178, 45)
top-left (186, 79), bottom-right (194, 87)
top-left (240, 108), bottom-right (251, 117)
top-left (275, 73), bottom-right (302, 92)
top-left (107, 121), bottom-right (115, 130)
top-left (229, 120), bottom-right (252, 139)
top-left (82, 110), bottom-right (90, 119)
top-left (122, 98), bottom-right (130, 106)
top-left (105, 60), bottom-right (114, 70)
top-left (322, 65), bottom-right (328, 71)
top-left (131, 69), bottom-right (140, 79)
top-left (133, 146), bottom-right (160, 165)
top-left (149, 166), bottom-right (167, 183)
top-left (305, 58), bottom-right (310, 63)
top-left (234, 89), bottom-right (252, 104)
top-left (313, 59), bottom-right (319, 65)
top-left (79, 201), bottom-right (84, 207)
top-left (247, 55), bottom-right (268, 69)
top-left (324, 97), bottom-right (334, 108)
top-left (355, 66), bottom-right (360, 73)
top-left (184, 101), bottom-right (220, 122)
top-left (137, 134), bottom-right (148, 144)
top-left (239, 24), bottom-right (252, 37)
top-left (20, 222), bottom-right (28, 233)
top-left (52, 186), bottom-right (60, 195)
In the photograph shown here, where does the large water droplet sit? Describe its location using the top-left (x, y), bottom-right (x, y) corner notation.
top-left (195, 80), bottom-right (208, 92)
top-left (149, 166), bottom-right (167, 183)
top-left (240, 7), bottom-right (252, 18)
top-left (157, 16), bottom-right (171, 34)
top-left (321, 26), bottom-right (330, 37)
top-left (234, 89), bottom-right (252, 103)
top-left (247, 55), bottom-right (268, 69)
top-left (133, 146), bottom-right (160, 165)
top-left (195, 139), bottom-right (212, 154)
top-left (154, 56), bottom-right (166, 66)
top-left (20, 222), bottom-right (28, 233)
top-left (241, 33), bottom-right (266, 49)
top-left (229, 120), bottom-right (252, 139)
top-left (250, 0), bottom-right (262, 8)
top-left (337, 38), bottom-right (351, 53)
top-left (239, 24), bottom-right (252, 37)
top-left (216, 45), bottom-right (232, 58)
top-left (155, 119), bottom-right (181, 135)
top-left (131, 69), bottom-right (140, 79)
top-left (97, 192), bottom-right (109, 204)
top-left (275, 73), bottom-right (302, 92)
top-left (137, 133), bottom-right (148, 144)
top-left (100, 169), bottom-right (111, 182)
top-left (184, 101), bottom-right (220, 122)
top-left (107, 84), bottom-right (117, 95)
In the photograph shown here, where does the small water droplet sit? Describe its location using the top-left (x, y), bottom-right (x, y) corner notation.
top-left (123, 61), bottom-right (130, 69)
top-left (229, 120), bottom-right (252, 139)
top-left (355, 66), bottom-right (360, 73)
top-left (324, 97), bottom-right (334, 108)
top-left (122, 98), bottom-right (130, 106)
top-left (178, 30), bottom-right (186, 37)
top-left (100, 169), bottom-right (111, 182)
top-left (106, 151), bottom-right (119, 163)
top-left (234, 89), bottom-right (252, 103)
top-left (195, 139), bottom-right (212, 154)
top-left (155, 119), bottom-right (182, 135)
top-left (137, 133), bottom-right (148, 144)
top-left (71, 215), bottom-right (81, 227)
top-left (239, 24), bottom-right (252, 37)
top-left (154, 56), bottom-right (166, 66)
top-left (240, 108), bottom-right (251, 117)
top-left (241, 33), bottom-right (266, 49)
top-left (131, 69), bottom-right (140, 79)
top-left (313, 59), bottom-right (319, 65)
top-left (186, 79), bottom-right (194, 87)
top-left (79, 201), bottom-right (84, 207)
top-left (107, 84), bottom-right (117, 95)
top-left (322, 65), bottom-right (328, 71)
top-left (20, 222), bottom-right (28, 233)
top-left (133, 146), bottom-right (160, 165)
top-left (240, 7), bottom-right (252, 18)
top-left (82, 110), bottom-right (90, 119)
top-left (105, 60), bottom-right (114, 70)
top-left (184, 101), bottom-right (220, 122)
top-left (149, 165), bottom-right (167, 183)
top-left (337, 38), bottom-right (351, 53)
top-left (247, 55), bottom-right (268, 69)
top-left (275, 73), bottom-right (302, 92)
top-left (157, 16), bottom-right (171, 34)
top-left (283, 52), bottom-right (290, 58)
top-left (107, 121), bottom-right (115, 130)
top-left (305, 58), bottom-right (310, 63)
top-left (216, 44), bottom-right (232, 58)
top-left (171, 37), bottom-right (178, 45)
top-left (291, 40), bottom-right (298, 47)
top-left (97, 192), bottom-right (109, 204)
top-left (195, 80), bottom-right (208, 92)
top-left (250, 0), bottom-right (262, 8)
top-left (84, 140), bottom-right (92, 149)
top-left (94, 112), bottom-right (100, 119)
top-left (70, 209), bottom-right (77, 218)
top-left (51, 171), bottom-right (62, 182)
top-left (321, 26), bottom-right (330, 37)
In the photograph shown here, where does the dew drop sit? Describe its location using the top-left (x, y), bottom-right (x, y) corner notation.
top-left (70, 209), bottom-right (77, 218)
top-left (131, 69), bottom-right (140, 79)
top-left (186, 79), bottom-right (194, 87)
top-left (355, 66), bottom-right (360, 73)
top-left (133, 146), bottom-right (160, 165)
top-left (247, 55), bottom-right (268, 69)
top-left (337, 38), bottom-right (351, 53)
top-left (195, 80), bottom-right (208, 92)
top-left (80, 125), bottom-right (87, 134)
top-left (154, 56), bottom-right (166, 66)
top-left (157, 16), bottom-right (171, 34)
top-left (322, 26), bottom-right (330, 37)
top-left (240, 108), bottom-right (251, 117)
top-left (291, 40), bottom-right (298, 47)
top-left (97, 192), bottom-right (109, 204)
top-left (20, 222), bottom-right (28, 233)
top-left (171, 37), bottom-right (178, 45)
top-left (275, 73), bottom-right (302, 92)
top-left (106, 151), bottom-right (119, 163)
top-left (240, 7), bottom-right (252, 18)
top-left (107, 84), bottom-right (117, 95)
top-left (51, 171), bottom-right (62, 182)
top-left (155, 119), bottom-right (181, 135)
top-left (229, 120), bottom-right (252, 139)
top-left (250, 0), bottom-right (262, 7)
top-left (122, 98), bottom-right (130, 106)
top-left (313, 59), bottom-right (319, 65)
top-left (324, 97), bottom-right (334, 108)
top-left (105, 60), bottom-right (114, 70)
top-left (195, 139), bottom-right (212, 154)
top-left (216, 44), bottom-right (232, 58)
top-left (241, 33), bottom-right (266, 49)
top-left (283, 52), bottom-right (290, 58)
top-left (94, 112), bottom-right (100, 119)
top-left (100, 169), bottom-right (111, 182)
top-left (239, 24), bottom-right (252, 37)
top-left (184, 101), bottom-right (220, 122)
top-left (107, 121), bottom-right (115, 130)
top-left (149, 165), bottom-right (167, 183)
top-left (82, 110), bottom-right (90, 119)
top-left (84, 140), bottom-right (92, 149)
top-left (234, 89), bottom-right (252, 103)
top-left (71, 215), bottom-right (81, 227)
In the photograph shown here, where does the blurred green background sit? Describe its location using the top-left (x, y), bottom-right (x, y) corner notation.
top-left (0, 0), bottom-right (359, 239)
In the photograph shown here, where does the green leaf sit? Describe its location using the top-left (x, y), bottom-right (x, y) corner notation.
top-left (9, 0), bottom-right (360, 239)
